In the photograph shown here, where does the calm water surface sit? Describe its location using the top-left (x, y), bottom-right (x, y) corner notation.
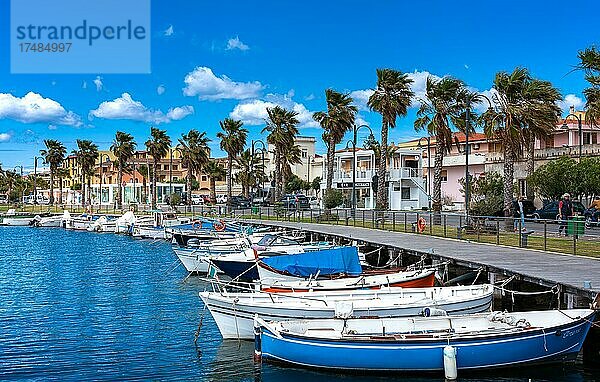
top-left (0, 226), bottom-right (598, 381)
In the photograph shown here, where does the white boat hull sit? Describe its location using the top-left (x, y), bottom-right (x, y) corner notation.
top-left (201, 284), bottom-right (494, 339)
top-left (1, 217), bottom-right (34, 226)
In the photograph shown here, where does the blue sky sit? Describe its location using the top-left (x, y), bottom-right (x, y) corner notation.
top-left (0, 0), bottom-right (598, 171)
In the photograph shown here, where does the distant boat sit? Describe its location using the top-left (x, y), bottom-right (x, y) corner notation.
top-left (87, 215), bottom-right (116, 233)
top-left (255, 309), bottom-right (596, 372)
top-left (200, 284), bottom-right (494, 340)
top-left (32, 211), bottom-right (70, 228)
top-left (0, 209), bottom-right (35, 226)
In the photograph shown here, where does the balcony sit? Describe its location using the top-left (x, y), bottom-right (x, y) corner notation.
top-left (327, 167), bottom-right (421, 183)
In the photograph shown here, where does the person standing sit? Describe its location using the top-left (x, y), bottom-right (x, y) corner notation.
top-left (558, 193), bottom-right (574, 236)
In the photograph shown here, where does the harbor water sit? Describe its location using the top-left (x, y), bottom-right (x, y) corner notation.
top-left (0, 226), bottom-right (598, 381)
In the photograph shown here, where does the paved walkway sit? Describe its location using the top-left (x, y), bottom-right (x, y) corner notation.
top-left (242, 219), bottom-right (600, 298)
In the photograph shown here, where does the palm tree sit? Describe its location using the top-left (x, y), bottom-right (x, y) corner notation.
top-left (145, 127), bottom-right (171, 208)
top-left (55, 167), bottom-right (70, 205)
top-left (281, 144), bottom-right (302, 192)
top-left (137, 164), bottom-right (149, 204)
top-left (73, 139), bottom-right (99, 206)
top-left (578, 47), bottom-right (600, 126)
top-left (178, 130), bottom-right (211, 205)
top-left (262, 106), bottom-right (300, 199)
top-left (482, 68), bottom-right (561, 224)
top-left (217, 118), bottom-right (248, 202)
top-left (414, 76), bottom-right (477, 217)
top-left (313, 89), bottom-right (358, 193)
top-left (235, 149), bottom-right (265, 197)
top-left (110, 131), bottom-right (137, 209)
top-left (368, 69), bottom-right (414, 210)
top-left (40, 139), bottom-right (66, 205)
top-left (204, 159), bottom-right (226, 202)
top-left (522, 79), bottom-right (562, 199)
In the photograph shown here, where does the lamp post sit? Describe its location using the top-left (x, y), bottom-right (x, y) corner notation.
top-left (251, 140), bottom-right (267, 202)
top-left (169, 147), bottom-right (183, 202)
top-left (348, 124), bottom-right (375, 216)
top-left (458, 94), bottom-right (494, 219)
top-left (33, 156), bottom-right (45, 204)
top-left (417, 137), bottom-right (431, 210)
top-left (307, 155), bottom-right (314, 194)
top-left (14, 165), bottom-right (24, 203)
top-left (98, 154), bottom-right (110, 207)
top-left (562, 112), bottom-right (583, 162)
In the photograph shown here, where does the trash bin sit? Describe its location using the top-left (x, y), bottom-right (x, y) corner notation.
top-left (567, 216), bottom-right (585, 236)
top-left (251, 206), bottom-right (259, 214)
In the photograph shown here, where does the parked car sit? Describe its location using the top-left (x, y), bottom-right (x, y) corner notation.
top-left (308, 196), bottom-right (320, 209)
top-left (216, 195), bottom-right (227, 204)
top-left (277, 194), bottom-right (310, 210)
top-left (532, 200), bottom-right (585, 220)
top-left (0, 194), bottom-right (8, 204)
top-left (228, 195), bottom-right (251, 209)
top-left (482, 200), bottom-right (536, 218)
top-left (191, 194), bottom-right (205, 205)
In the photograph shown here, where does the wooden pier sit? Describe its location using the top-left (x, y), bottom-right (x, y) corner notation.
top-left (242, 219), bottom-right (600, 301)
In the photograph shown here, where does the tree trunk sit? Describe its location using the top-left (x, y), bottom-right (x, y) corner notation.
top-left (432, 135), bottom-right (445, 224)
top-left (274, 149), bottom-right (281, 200)
top-left (227, 155), bottom-right (233, 201)
top-left (142, 176), bottom-right (147, 205)
top-left (526, 135), bottom-right (535, 201)
top-left (503, 140), bottom-right (515, 231)
top-left (282, 169), bottom-right (288, 196)
top-left (209, 178), bottom-right (216, 202)
top-left (187, 163), bottom-right (193, 206)
top-left (87, 175), bottom-right (91, 209)
top-left (49, 170), bottom-right (55, 205)
top-left (152, 160), bottom-right (158, 209)
top-left (326, 137), bottom-right (335, 192)
top-left (81, 174), bottom-right (86, 207)
top-left (376, 121), bottom-right (388, 210)
top-left (59, 177), bottom-right (63, 205)
top-left (117, 162), bottom-right (123, 209)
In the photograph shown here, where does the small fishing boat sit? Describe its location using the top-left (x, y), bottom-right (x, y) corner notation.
top-left (255, 309), bottom-right (596, 373)
top-left (87, 215), bottom-right (116, 232)
top-left (259, 267), bottom-right (437, 293)
top-left (32, 211), bottom-right (70, 227)
top-left (173, 238), bottom-right (252, 273)
top-left (200, 284), bottom-right (494, 339)
top-left (0, 209), bottom-right (36, 226)
top-left (115, 211), bottom-right (137, 234)
top-left (64, 214), bottom-right (95, 230)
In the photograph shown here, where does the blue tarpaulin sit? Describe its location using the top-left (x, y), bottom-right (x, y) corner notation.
top-left (261, 246), bottom-right (362, 277)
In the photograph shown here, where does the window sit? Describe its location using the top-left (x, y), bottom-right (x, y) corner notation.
top-left (584, 132), bottom-right (592, 145)
top-left (401, 187), bottom-right (411, 200)
top-left (173, 177), bottom-right (178, 181)
top-left (201, 175), bottom-right (208, 182)
top-left (518, 179), bottom-right (526, 197)
top-left (441, 170), bottom-right (448, 182)
top-left (173, 165), bottom-right (178, 171)
top-left (301, 150), bottom-right (308, 159)
top-left (164, 164), bottom-right (169, 170)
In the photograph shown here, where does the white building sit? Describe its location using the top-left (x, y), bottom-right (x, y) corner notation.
top-left (321, 148), bottom-right (428, 210)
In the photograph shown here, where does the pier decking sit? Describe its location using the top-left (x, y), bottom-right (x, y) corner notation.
top-left (242, 219), bottom-right (600, 299)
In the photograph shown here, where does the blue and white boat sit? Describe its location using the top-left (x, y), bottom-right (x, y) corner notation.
top-left (255, 309), bottom-right (596, 373)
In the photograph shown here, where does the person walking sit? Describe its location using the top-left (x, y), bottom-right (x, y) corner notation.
top-left (558, 193), bottom-right (574, 236)
top-left (514, 196), bottom-right (526, 232)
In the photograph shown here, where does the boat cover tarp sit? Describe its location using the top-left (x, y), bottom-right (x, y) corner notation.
top-left (262, 246), bottom-right (362, 277)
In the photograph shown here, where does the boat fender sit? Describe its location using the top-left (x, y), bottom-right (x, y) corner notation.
top-left (422, 307), bottom-right (448, 317)
top-left (253, 315), bottom-right (262, 363)
top-left (443, 345), bottom-right (458, 380)
top-left (192, 220), bottom-right (201, 230)
top-left (417, 217), bottom-right (426, 233)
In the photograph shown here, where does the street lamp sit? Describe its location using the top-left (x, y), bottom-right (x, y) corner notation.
top-left (348, 124), bottom-right (375, 216)
top-left (14, 165), bottom-right (24, 203)
top-left (169, 146), bottom-right (183, 201)
top-left (458, 94), bottom-right (494, 219)
top-left (307, 155), bottom-right (314, 194)
top-left (33, 156), bottom-right (45, 204)
top-left (251, 140), bottom-right (267, 201)
top-left (417, 137), bottom-right (432, 210)
top-left (98, 154), bottom-right (110, 207)
top-left (562, 112), bottom-right (583, 162)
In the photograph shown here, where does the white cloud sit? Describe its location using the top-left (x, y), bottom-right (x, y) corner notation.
top-left (183, 67), bottom-right (264, 101)
top-left (48, 124), bottom-right (57, 130)
top-left (82, 81), bottom-right (87, 89)
top-left (0, 92), bottom-right (81, 126)
top-left (229, 92), bottom-right (318, 128)
top-left (304, 93), bottom-right (315, 101)
top-left (89, 93), bottom-right (193, 124)
top-left (350, 89), bottom-right (374, 110)
top-left (0, 132), bottom-right (11, 142)
top-left (557, 94), bottom-right (585, 113)
top-left (164, 25), bottom-right (174, 37)
top-left (464, 64), bottom-right (470, 70)
top-left (226, 36), bottom-right (249, 51)
top-left (93, 76), bottom-right (103, 92)
top-left (157, 85), bottom-right (166, 95)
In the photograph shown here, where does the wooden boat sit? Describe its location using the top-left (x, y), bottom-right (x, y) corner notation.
top-left (260, 267), bottom-right (436, 293)
top-left (200, 284), bottom-right (494, 339)
top-left (255, 309), bottom-right (596, 373)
